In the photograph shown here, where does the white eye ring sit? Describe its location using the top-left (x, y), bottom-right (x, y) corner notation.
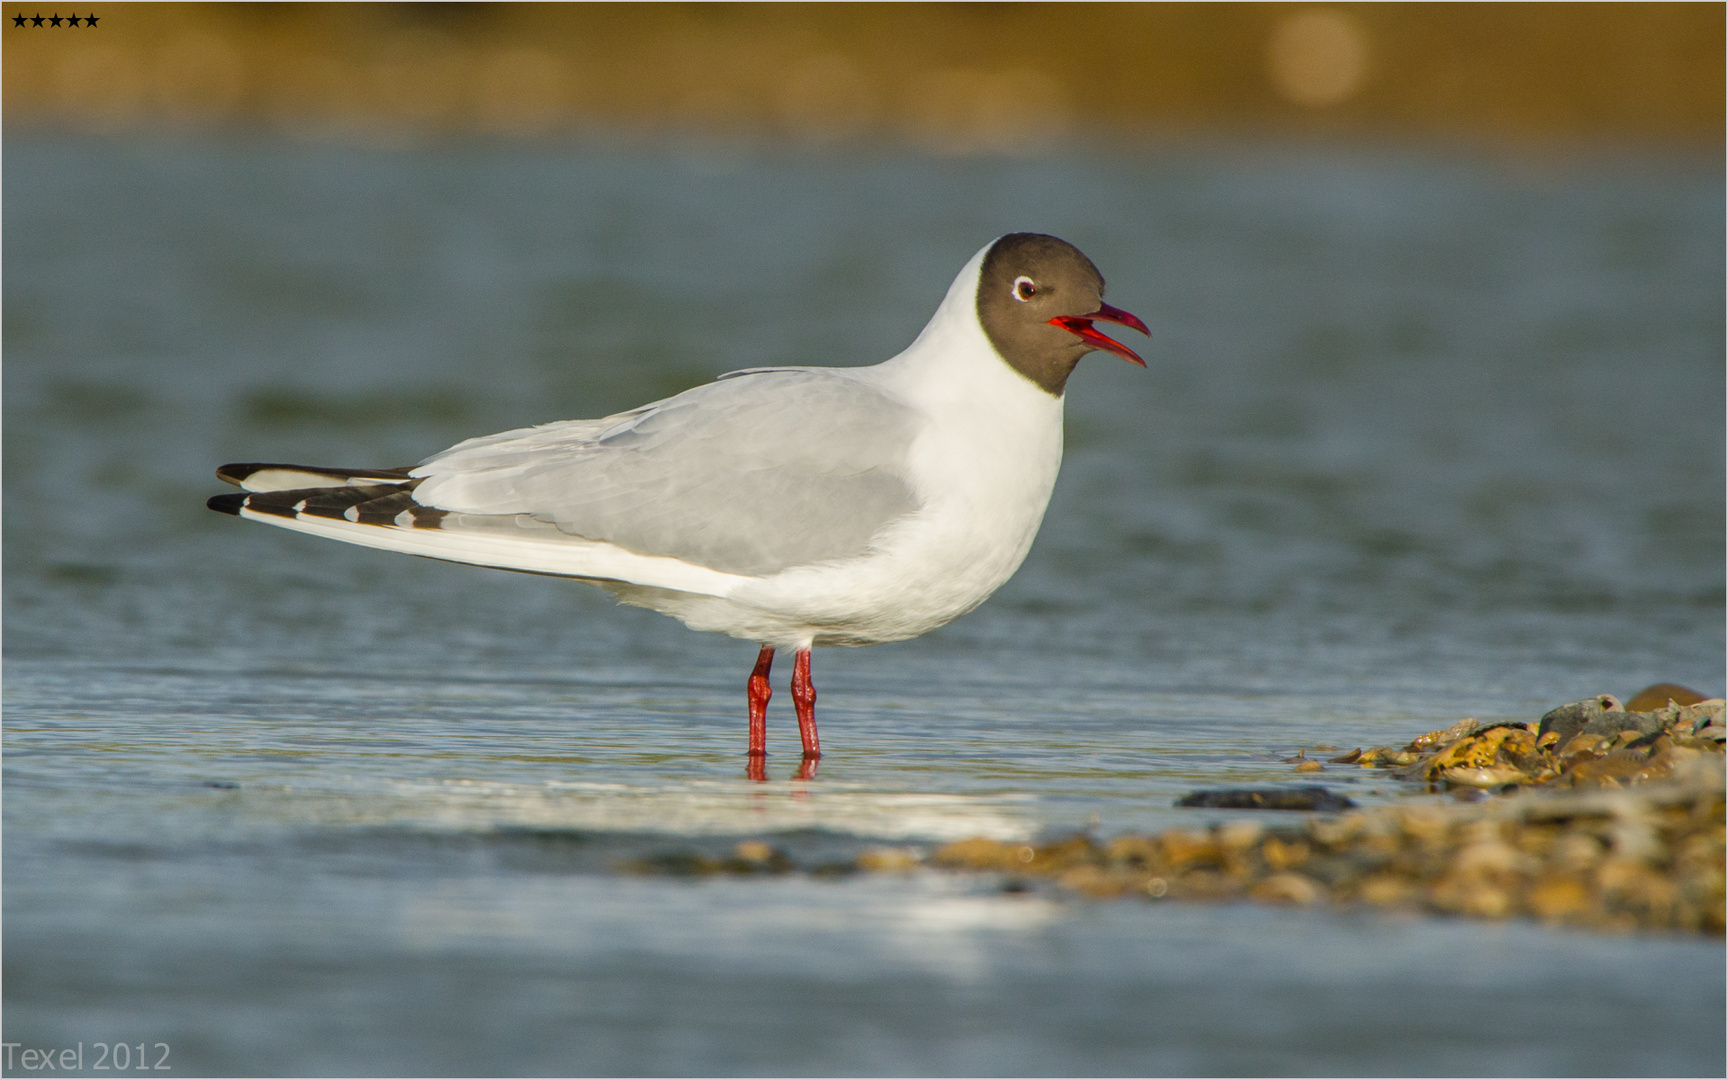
top-left (1012, 275), bottom-right (1037, 302)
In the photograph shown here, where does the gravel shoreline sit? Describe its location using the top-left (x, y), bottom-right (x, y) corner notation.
top-left (931, 692), bottom-right (1726, 934)
top-left (624, 691), bottom-right (1727, 936)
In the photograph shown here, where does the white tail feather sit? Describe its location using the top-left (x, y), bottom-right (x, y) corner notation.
top-left (236, 506), bottom-right (748, 597)
top-left (239, 469), bottom-right (410, 493)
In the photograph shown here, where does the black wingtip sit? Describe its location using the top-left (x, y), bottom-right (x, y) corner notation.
top-left (215, 463), bottom-right (260, 487)
top-left (207, 493), bottom-right (247, 516)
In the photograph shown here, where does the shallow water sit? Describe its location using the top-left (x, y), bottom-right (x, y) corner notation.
top-left (4, 136), bottom-right (1724, 1076)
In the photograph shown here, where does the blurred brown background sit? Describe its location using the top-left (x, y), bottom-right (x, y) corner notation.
top-left (4, 3), bottom-right (1723, 147)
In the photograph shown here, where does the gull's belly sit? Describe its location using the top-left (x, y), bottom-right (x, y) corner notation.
top-left (725, 402), bottom-right (1065, 645)
top-left (584, 442), bottom-right (1062, 648)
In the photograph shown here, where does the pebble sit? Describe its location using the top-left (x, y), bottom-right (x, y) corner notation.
top-left (734, 840), bottom-right (775, 863)
top-left (1250, 873), bottom-right (1323, 906)
top-left (1537, 695), bottom-right (1624, 743)
top-left (1175, 787), bottom-right (1357, 811)
top-left (856, 846), bottom-right (920, 873)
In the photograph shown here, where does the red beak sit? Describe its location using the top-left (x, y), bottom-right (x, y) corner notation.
top-left (1047, 301), bottom-right (1150, 367)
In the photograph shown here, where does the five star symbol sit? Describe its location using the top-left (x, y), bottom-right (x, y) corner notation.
top-left (12, 11), bottom-right (97, 26)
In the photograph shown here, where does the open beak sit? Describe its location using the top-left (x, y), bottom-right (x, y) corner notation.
top-left (1048, 301), bottom-right (1150, 367)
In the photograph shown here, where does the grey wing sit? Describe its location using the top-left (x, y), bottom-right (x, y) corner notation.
top-left (409, 370), bottom-right (923, 576)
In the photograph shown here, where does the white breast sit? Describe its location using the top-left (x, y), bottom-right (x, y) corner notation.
top-left (712, 245), bottom-right (1068, 647)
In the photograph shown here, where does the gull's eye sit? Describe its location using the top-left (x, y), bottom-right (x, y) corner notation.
top-left (1012, 275), bottom-right (1037, 302)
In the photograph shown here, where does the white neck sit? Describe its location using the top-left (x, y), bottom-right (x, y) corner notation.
top-left (873, 241), bottom-right (1063, 419)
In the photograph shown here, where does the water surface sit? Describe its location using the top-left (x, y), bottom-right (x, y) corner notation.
top-left (4, 136), bottom-right (1723, 1076)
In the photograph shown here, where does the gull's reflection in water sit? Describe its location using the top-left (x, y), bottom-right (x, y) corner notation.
top-left (745, 756), bottom-right (819, 783)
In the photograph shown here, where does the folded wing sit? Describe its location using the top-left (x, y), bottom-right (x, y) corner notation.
top-left (412, 369), bottom-right (922, 576)
top-left (213, 369), bottom-right (924, 586)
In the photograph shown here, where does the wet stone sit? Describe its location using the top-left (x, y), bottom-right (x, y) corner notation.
top-left (1176, 786), bottom-right (1358, 812)
top-left (1681, 699), bottom-right (1726, 732)
top-left (856, 846), bottom-right (920, 873)
top-left (1538, 695), bottom-right (1626, 742)
top-left (1412, 717), bottom-right (1478, 750)
top-left (1250, 872), bottom-right (1323, 906)
top-left (1577, 710), bottom-right (1667, 741)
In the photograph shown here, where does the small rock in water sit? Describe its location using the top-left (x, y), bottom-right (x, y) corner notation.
top-left (856, 846), bottom-right (920, 873)
top-left (1250, 872), bottom-right (1323, 906)
top-left (1176, 787), bottom-right (1357, 812)
top-left (1624, 683), bottom-right (1708, 712)
top-left (1412, 717), bottom-right (1479, 750)
top-left (733, 840), bottom-right (776, 863)
top-left (1575, 710), bottom-right (1667, 742)
top-left (725, 841), bottom-right (793, 873)
top-left (1440, 766), bottom-right (1525, 789)
top-left (1680, 699), bottom-right (1726, 733)
top-left (1537, 695), bottom-right (1626, 742)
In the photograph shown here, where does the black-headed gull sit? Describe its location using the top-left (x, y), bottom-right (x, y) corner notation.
top-left (209, 233), bottom-right (1148, 776)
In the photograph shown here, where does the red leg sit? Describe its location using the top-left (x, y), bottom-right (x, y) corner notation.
top-left (791, 648), bottom-right (819, 759)
top-left (747, 645), bottom-right (773, 760)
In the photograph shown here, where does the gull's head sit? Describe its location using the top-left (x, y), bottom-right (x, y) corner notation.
top-left (975, 233), bottom-right (1149, 396)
